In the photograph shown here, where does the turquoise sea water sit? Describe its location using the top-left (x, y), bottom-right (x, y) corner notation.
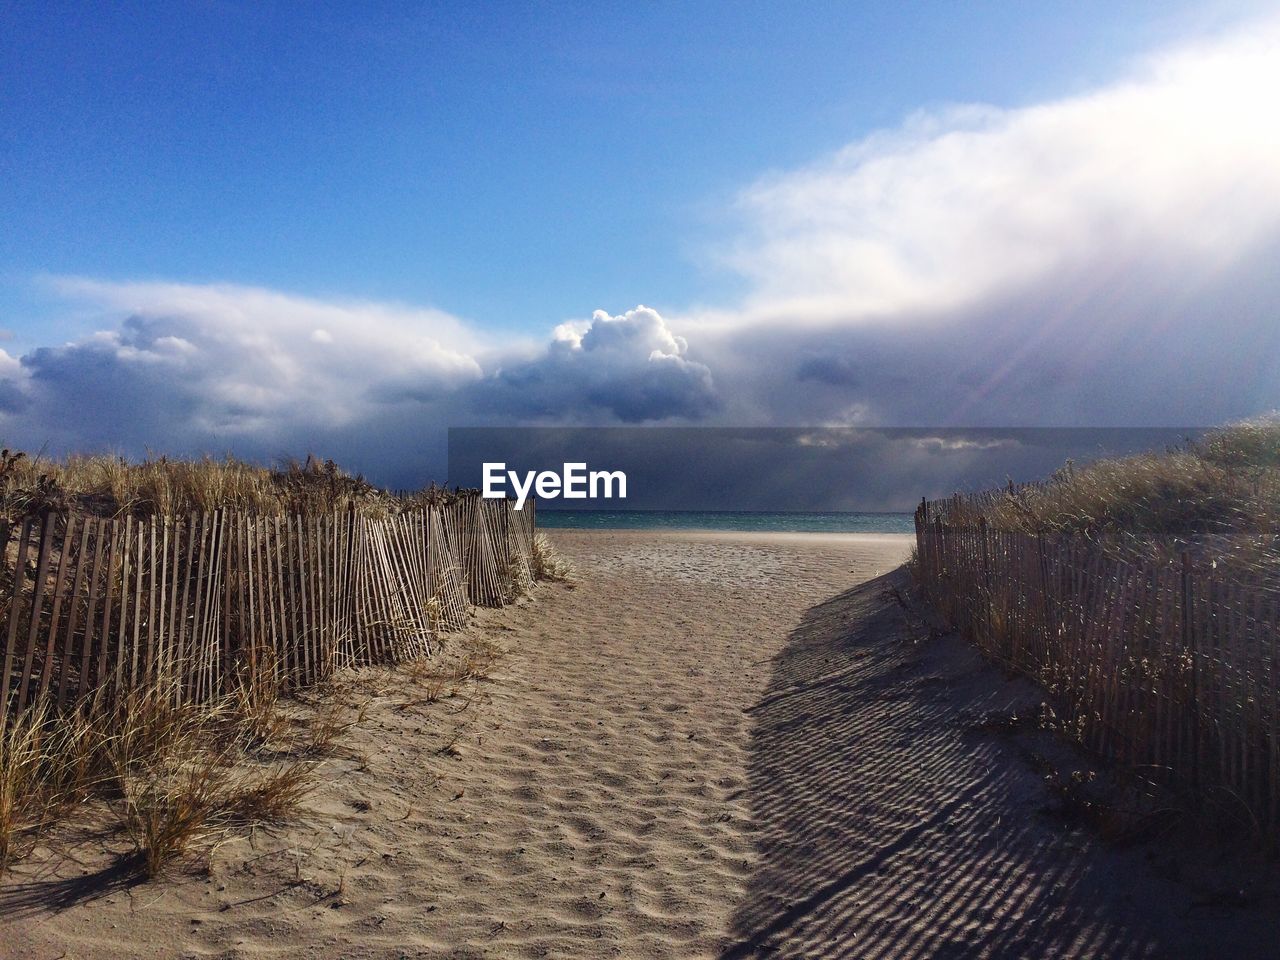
top-left (537, 509), bottom-right (914, 534)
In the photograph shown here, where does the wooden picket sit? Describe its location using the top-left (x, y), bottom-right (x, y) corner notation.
top-left (0, 494), bottom-right (534, 720)
top-left (915, 496), bottom-right (1280, 844)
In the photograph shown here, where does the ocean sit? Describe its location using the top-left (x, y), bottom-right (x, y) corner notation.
top-left (536, 509), bottom-right (915, 534)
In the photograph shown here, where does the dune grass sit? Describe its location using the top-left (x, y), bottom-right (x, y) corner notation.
top-left (530, 532), bottom-right (574, 582)
top-left (0, 446), bottom-right (565, 880)
top-left (918, 416), bottom-right (1280, 844)
top-left (0, 616), bottom-right (541, 881)
top-left (980, 416), bottom-right (1280, 548)
top-left (0, 680), bottom-right (329, 880)
top-left (0, 449), bottom-right (462, 522)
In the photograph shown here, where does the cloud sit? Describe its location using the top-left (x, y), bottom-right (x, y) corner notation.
top-left (0, 349), bottom-right (29, 414)
top-left (708, 17), bottom-right (1280, 327)
top-left (683, 16), bottom-right (1280, 428)
top-left (478, 306), bottom-right (718, 423)
top-left (12, 279), bottom-right (487, 450)
top-left (795, 354), bottom-right (859, 387)
top-left (0, 284), bottom-right (719, 481)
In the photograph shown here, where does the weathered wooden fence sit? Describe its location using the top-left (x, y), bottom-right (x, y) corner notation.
top-left (915, 498), bottom-right (1280, 842)
top-left (0, 494), bottom-right (536, 719)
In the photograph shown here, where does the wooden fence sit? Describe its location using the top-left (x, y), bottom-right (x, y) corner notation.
top-left (0, 494), bottom-right (536, 719)
top-left (915, 498), bottom-right (1280, 842)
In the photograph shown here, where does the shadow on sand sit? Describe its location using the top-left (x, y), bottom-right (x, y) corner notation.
top-left (719, 569), bottom-right (1239, 960)
top-left (0, 851), bottom-right (144, 920)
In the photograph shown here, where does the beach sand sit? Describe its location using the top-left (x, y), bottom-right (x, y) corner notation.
top-left (3, 529), bottom-right (1278, 958)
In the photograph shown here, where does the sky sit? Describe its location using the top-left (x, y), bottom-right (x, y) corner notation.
top-left (2, 1), bottom-right (1279, 489)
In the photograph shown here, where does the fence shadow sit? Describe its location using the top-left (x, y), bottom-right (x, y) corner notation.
top-left (719, 569), bottom-right (1226, 959)
top-left (915, 509), bottom-right (1280, 845)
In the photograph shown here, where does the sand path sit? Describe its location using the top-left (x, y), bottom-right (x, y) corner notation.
top-left (4, 529), bottom-right (1278, 958)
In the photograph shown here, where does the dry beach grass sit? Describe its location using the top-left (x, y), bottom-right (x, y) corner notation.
top-left (975, 416), bottom-right (1280, 547)
top-left (0, 450), bottom-right (456, 521)
top-left (3, 529), bottom-right (1279, 958)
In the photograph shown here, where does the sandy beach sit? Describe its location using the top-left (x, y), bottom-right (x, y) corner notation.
top-left (3, 528), bottom-right (1278, 959)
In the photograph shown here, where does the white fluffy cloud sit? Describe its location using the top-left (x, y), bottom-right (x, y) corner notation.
top-left (1, 284), bottom-right (719, 479)
top-left (13, 279), bottom-right (486, 446)
top-left (484, 306), bottom-right (716, 423)
top-left (682, 16), bottom-right (1280, 428)
top-left (709, 17), bottom-right (1280, 327)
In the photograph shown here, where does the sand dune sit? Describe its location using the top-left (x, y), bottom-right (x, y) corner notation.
top-left (3, 529), bottom-right (1278, 958)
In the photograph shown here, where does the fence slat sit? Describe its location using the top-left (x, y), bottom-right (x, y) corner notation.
top-left (37, 513), bottom-right (80, 706)
top-left (55, 516), bottom-right (92, 707)
top-left (3, 499), bottom-right (534, 723)
top-left (17, 513), bottom-right (60, 712)
top-left (0, 519), bottom-right (35, 712)
top-left (75, 518), bottom-right (107, 701)
top-left (916, 501), bottom-right (1280, 848)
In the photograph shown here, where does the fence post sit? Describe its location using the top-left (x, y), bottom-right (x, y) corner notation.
top-left (1181, 550), bottom-right (1200, 790)
top-left (978, 517), bottom-right (990, 586)
top-left (934, 517), bottom-right (943, 577)
top-left (915, 498), bottom-right (928, 577)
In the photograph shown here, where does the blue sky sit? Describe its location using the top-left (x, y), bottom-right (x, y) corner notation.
top-left (2, 1), bottom-right (1266, 342)
top-left (2, 2), bottom-right (1279, 486)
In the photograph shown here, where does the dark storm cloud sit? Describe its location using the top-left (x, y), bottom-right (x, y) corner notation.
top-left (691, 238), bottom-right (1280, 430)
top-left (796, 354), bottom-right (859, 387)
